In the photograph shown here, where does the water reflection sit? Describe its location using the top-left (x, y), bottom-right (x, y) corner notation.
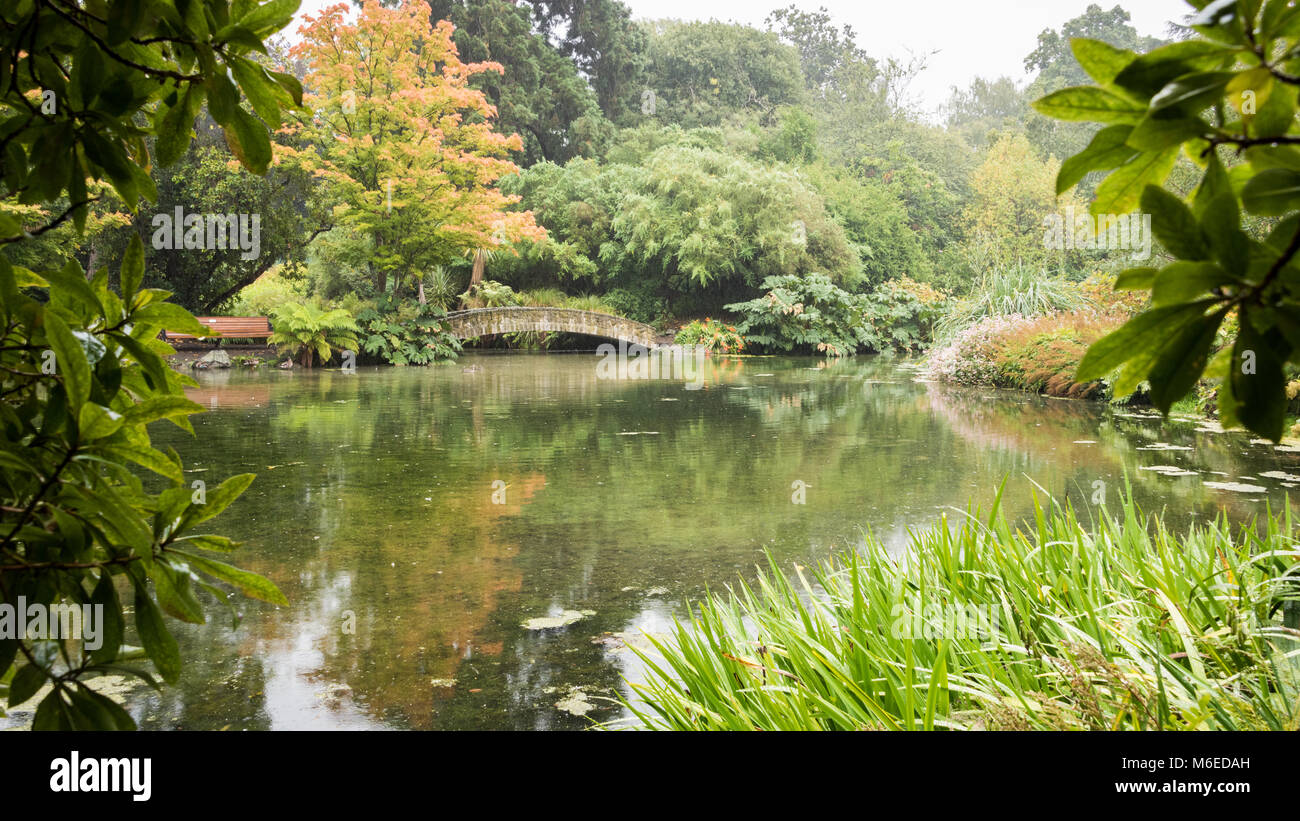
top-left (65, 353), bottom-right (1300, 730)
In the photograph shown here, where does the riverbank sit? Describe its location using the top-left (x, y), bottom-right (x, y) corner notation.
top-left (167, 342), bottom-right (281, 371)
top-left (925, 309), bottom-right (1120, 400)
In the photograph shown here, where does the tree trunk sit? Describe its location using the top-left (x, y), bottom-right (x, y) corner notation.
top-left (417, 279), bottom-right (426, 305)
top-left (85, 242), bottom-right (101, 281)
top-left (469, 249), bottom-right (485, 290)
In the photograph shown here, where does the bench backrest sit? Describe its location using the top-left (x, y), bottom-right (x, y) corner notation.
top-left (168, 316), bottom-right (273, 339)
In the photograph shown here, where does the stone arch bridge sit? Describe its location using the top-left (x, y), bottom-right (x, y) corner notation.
top-left (442, 307), bottom-right (660, 348)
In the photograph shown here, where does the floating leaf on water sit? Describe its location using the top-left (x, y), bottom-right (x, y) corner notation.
top-left (1260, 470), bottom-right (1300, 481)
top-left (521, 610), bottom-right (595, 630)
top-left (1140, 465), bottom-right (1198, 476)
top-left (554, 687), bottom-right (596, 717)
top-left (1203, 481), bottom-right (1267, 493)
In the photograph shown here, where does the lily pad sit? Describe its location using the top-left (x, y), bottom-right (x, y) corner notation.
top-left (1260, 470), bottom-right (1300, 481)
top-left (521, 609), bottom-right (595, 630)
top-left (555, 687), bottom-right (596, 717)
top-left (1139, 465), bottom-right (1197, 477)
top-left (1203, 481), bottom-right (1267, 493)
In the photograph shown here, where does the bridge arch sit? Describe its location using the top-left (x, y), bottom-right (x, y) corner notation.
top-left (442, 307), bottom-right (660, 349)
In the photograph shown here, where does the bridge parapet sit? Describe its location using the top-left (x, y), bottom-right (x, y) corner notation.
top-left (442, 307), bottom-right (660, 348)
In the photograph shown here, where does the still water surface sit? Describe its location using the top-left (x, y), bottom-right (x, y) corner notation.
top-left (85, 353), bottom-right (1300, 729)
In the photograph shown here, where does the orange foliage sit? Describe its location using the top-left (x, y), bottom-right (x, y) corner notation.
top-left (281, 0), bottom-right (544, 282)
top-left (984, 310), bottom-right (1122, 398)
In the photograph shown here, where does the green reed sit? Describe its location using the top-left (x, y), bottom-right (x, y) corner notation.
top-left (620, 486), bottom-right (1300, 730)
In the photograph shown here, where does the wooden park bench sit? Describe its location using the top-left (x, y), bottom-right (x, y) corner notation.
top-left (163, 316), bottom-right (273, 345)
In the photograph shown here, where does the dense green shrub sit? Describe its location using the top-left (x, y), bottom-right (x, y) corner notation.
top-left (497, 135), bottom-right (862, 310)
top-left (602, 286), bottom-right (668, 325)
top-left (726, 274), bottom-right (945, 356)
top-left (726, 273), bottom-right (869, 356)
top-left (357, 299), bottom-right (462, 365)
top-left (858, 278), bottom-right (947, 354)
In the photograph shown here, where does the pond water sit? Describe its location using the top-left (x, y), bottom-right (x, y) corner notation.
top-left (69, 353), bottom-right (1300, 729)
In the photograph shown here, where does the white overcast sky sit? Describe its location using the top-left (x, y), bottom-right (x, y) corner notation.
top-left (292, 0), bottom-right (1192, 113)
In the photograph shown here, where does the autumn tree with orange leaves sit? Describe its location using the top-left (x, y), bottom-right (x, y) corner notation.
top-left (283, 0), bottom-right (544, 300)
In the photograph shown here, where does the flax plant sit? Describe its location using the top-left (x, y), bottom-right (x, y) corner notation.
top-left (621, 486), bottom-right (1300, 730)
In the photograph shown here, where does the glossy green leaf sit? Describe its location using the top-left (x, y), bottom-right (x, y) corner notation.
top-left (132, 580), bottom-right (182, 684)
top-left (1057, 125), bottom-right (1138, 194)
top-left (1150, 71), bottom-right (1234, 113)
top-left (1113, 41), bottom-right (1234, 97)
top-left (223, 108), bottom-right (272, 175)
top-left (77, 403), bottom-right (124, 440)
top-left (1232, 315), bottom-right (1289, 440)
top-left (1092, 148), bottom-right (1179, 215)
top-left (42, 312), bottom-right (90, 411)
top-left (1031, 86), bottom-right (1145, 123)
top-left (1201, 193), bottom-right (1250, 275)
top-left (176, 550), bottom-right (288, 606)
top-left (89, 571), bottom-right (123, 665)
top-left (1151, 261), bottom-right (1235, 305)
top-left (1126, 111), bottom-right (1207, 151)
top-left (228, 55), bottom-right (282, 127)
top-left (1147, 308), bottom-right (1227, 412)
top-left (1242, 167), bottom-right (1300, 215)
top-left (184, 473), bottom-right (255, 526)
top-left (1142, 185), bottom-right (1209, 260)
top-left (8, 663), bottom-right (46, 707)
top-left (1076, 301), bottom-right (1216, 381)
top-left (149, 562), bottom-right (206, 624)
top-left (1114, 266), bottom-right (1158, 290)
top-left (1070, 38), bottom-right (1138, 86)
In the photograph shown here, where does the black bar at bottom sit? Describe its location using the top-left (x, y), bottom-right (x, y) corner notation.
top-left (5, 730), bottom-right (1288, 808)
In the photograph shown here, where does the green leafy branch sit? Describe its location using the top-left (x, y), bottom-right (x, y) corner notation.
top-left (1034, 0), bottom-right (1300, 440)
